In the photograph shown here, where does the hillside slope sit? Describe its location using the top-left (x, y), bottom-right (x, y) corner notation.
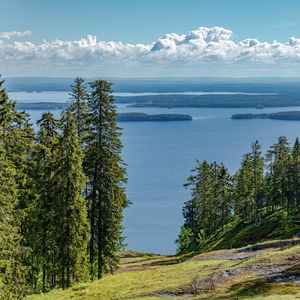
top-left (26, 239), bottom-right (300, 300)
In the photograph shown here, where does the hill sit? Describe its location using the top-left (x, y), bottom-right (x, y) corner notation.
top-left (25, 211), bottom-right (300, 300)
top-left (25, 238), bottom-right (300, 300)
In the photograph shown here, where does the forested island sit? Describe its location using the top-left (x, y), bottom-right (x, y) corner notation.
top-left (16, 102), bottom-right (67, 110)
top-left (232, 111), bottom-right (300, 120)
top-left (118, 93), bottom-right (300, 108)
top-left (117, 112), bottom-right (192, 121)
top-left (16, 103), bottom-right (192, 121)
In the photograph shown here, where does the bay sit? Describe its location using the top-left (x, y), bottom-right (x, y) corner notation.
top-left (16, 91), bottom-right (300, 255)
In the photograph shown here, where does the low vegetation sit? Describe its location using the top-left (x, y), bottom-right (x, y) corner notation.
top-left (25, 238), bottom-right (300, 300)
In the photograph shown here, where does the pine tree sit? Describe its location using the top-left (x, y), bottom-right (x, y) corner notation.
top-left (85, 80), bottom-right (128, 280)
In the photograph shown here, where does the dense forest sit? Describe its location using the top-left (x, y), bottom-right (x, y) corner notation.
top-left (0, 77), bottom-right (129, 299)
top-left (177, 138), bottom-right (300, 253)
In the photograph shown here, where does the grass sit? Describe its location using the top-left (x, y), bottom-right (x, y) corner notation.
top-left (202, 210), bottom-right (297, 252)
top-left (26, 238), bottom-right (300, 300)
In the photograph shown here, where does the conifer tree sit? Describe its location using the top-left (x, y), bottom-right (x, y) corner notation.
top-left (0, 148), bottom-right (27, 300)
top-left (29, 112), bottom-right (60, 292)
top-left (291, 138), bottom-right (300, 214)
top-left (233, 154), bottom-right (254, 223)
top-left (0, 79), bottom-right (28, 299)
top-left (66, 77), bottom-right (89, 144)
top-left (249, 140), bottom-right (264, 223)
top-left (85, 80), bottom-right (128, 279)
top-left (215, 163), bottom-right (232, 230)
top-left (265, 136), bottom-right (290, 211)
top-left (54, 112), bottom-right (89, 287)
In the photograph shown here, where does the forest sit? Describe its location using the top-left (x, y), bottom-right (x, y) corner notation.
top-left (0, 77), bottom-right (129, 299)
top-left (2, 76), bottom-right (300, 300)
top-left (177, 138), bottom-right (300, 254)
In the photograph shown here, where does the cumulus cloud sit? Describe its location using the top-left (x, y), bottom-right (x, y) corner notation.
top-left (2, 26), bottom-right (300, 76)
top-left (0, 30), bottom-right (32, 40)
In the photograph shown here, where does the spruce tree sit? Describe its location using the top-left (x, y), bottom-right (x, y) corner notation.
top-left (54, 112), bottom-right (89, 287)
top-left (249, 140), bottom-right (264, 223)
top-left (265, 136), bottom-right (290, 212)
top-left (85, 80), bottom-right (128, 280)
top-left (66, 77), bottom-right (89, 144)
top-left (29, 112), bottom-right (60, 292)
top-left (233, 154), bottom-right (254, 223)
top-left (0, 80), bottom-right (28, 299)
top-left (292, 138), bottom-right (300, 215)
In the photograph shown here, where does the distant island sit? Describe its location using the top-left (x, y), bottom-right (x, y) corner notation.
top-left (16, 102), bottom-right (67, 110)
top-left (232, 111), bottom-right (300, 120)
top-left (118, 93), bottom-right (300, 108)
top-left (16, 103), bottom-right (192, 122)
top-left (117, 112), bottom-right (192, 121)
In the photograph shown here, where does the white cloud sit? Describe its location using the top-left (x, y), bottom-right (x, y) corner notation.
top-left (2, 27), bottom-right (300, 76)
top-left (0, 30), bottom-right (32, 40)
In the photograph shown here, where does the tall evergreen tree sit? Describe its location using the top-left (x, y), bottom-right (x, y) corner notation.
top-left (215, 163), bottom-right (232, 230)
top-left (0, 148), bottom-right (27, 300)
top-left (265, 136), bottom-right (290, 212)
top-left (233, 154), bottom-right (254, 223)
top-left (0, 79), bottom-right (28, 299)
top-left (291, 138), bottom-right (300, 214)
top-left (54, 112), bottom-right (89, 288)
top-left (85, 80), bottom-right (128, 280)
top-left (66, 77), bottom-right (89, 144)
top-left (249, 140), bottom-right (264, 223)
top-left (29, 112), bottom-right (60, 292)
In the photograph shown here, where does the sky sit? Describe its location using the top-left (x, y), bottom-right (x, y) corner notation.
top-left (2, 0), bottom-right (300, 77)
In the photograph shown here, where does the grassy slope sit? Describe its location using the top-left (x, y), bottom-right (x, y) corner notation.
top-left (26, 212), bottom-right (300, 300)
top-left (202, 210), bottom-right (298, 252)
top-left (26, 240), bottom-right (300, 300)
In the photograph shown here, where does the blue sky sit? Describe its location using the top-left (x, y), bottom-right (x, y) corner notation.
top-left (2, 0), bottom-right (300, 43)
top-left (2, 0), bottom-right (300, 77)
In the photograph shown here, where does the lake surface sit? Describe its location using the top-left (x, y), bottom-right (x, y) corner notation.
top-left (13, 91), bottom-right (300, 254)
top-left (9, 90), bottom-right (276, 103)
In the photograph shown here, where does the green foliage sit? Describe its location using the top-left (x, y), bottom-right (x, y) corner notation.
top-left (176, 227), bottom-right (194, 254)
top-left (179, 138), bottom-right (300, 254)
top-left (85, 80), bottom-right (129, 279)
top-left (0, 78), bottom-right (30, 299)
top-left (65, 77), bottom-right (88, 144)
top-left (0, 78), bottom-right (129, 297)
top-left (179, 160), bottom-right (232, 253)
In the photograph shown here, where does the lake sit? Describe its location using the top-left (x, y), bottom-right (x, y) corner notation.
top-left (13, 91), bottom-right (300, 254)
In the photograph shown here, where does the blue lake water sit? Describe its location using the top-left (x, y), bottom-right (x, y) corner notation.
top-left (13, 91), bottom-right (300, 254)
